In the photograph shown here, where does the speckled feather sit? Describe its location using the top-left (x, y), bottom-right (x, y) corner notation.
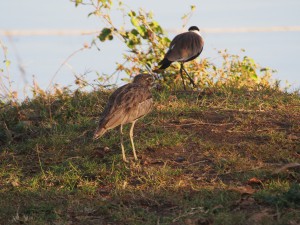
top-left (93, 74), bottom-right (153, 139)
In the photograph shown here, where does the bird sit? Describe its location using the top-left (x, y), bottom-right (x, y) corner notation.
top-left (156, 26), bottom-right (204, 89)
top-left (93, 74), bottom-right (154, 162)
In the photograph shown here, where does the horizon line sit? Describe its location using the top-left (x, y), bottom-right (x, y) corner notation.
top-left (1, 26), bottom-right (300, 36)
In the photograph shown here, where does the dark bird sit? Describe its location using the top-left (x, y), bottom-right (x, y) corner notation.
top-left (93, 74), bottom-right (154, 162)
top-left (157, 26), bottom-right (204, 88)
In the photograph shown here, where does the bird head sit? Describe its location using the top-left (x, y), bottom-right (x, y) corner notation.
top-left (188, 26), bottom-right (200, 32)
top-left (132, 74), bottom-right (154, 86)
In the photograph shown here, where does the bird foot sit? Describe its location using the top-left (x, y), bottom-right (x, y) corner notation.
top-left (122, 157), bottom-right (129, 163)
top-left (122, 157), bottom-right (140, 164)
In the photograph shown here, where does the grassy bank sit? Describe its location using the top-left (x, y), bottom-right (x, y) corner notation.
top-left (0, 86), bottom-right (299, 224)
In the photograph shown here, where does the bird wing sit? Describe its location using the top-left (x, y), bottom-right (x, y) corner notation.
top-left (97, 84), bottom-right (152, 131)
top-left (165, 32), bottom-right (204, 62)
top-left (136, 98), bottom-right (153, 119)
top-left (96, 84), bottom-right (129, 129)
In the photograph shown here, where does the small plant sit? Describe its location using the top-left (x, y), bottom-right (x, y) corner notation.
top-left (0, 40), bottom-right (15, 102)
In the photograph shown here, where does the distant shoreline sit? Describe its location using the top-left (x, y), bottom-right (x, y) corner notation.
top-left (1, 26), bottom-right (300, 36)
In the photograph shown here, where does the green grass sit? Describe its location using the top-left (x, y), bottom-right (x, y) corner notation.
top-left (0, 87), bottom-right (299, 224)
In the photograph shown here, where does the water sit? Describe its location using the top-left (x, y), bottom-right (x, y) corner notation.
top-left (0, 0), bottom-right (299, 98)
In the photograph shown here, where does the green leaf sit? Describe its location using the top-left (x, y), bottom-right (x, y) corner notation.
top-left (128, 10), bottom-right (136, 17)
top-left (130, 17), bottom-right (146, 36)
top-left (108, 35), bottom-right (113, 40)
top-left (162, 37), bottom-right (171, 45)
top-left (260, 67), bottom-right (272, 72)
top-left (75, 0), bottom-right (82, 7)
top-left (250, 73), bottom-right (258, 81)
top-left (130, 29), bottom-right (139, 36)
top-left (138, 26), bottom-right (146, 36)
top-left (149, 21), bottom-right (163, 34)
top-left (148, 11), bottom-right (153, 19)
top-left (98, 28), bottom-right (113, 42)
top-left (130, 17), bottom-right (139, 28)
top-left (4, 60), bottom-right (11, 67)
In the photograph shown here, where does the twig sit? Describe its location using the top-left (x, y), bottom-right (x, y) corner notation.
top-left (47, 46), bottom-right (87, 92)
top-left (187, 160), bottom-right (208, 166)
top-left (7, 36), bottom-right (28, 87)
top-left (181, 5), bottom-right (196, 29)
top-left (0, 39), bottom-right (12, 96)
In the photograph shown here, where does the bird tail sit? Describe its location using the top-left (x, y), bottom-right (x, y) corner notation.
top-left (158, 58), bottom-right (172, 70)
top-left (93, 127), bottom-right (107, 140)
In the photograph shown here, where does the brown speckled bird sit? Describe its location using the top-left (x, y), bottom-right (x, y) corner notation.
top-left (93, 74), bottom-right (154, 162)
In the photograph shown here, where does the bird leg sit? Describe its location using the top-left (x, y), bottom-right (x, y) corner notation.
top-left (129, 120), bottom-right (138, 161)
top-left (120, 124), bottom-right (128, 162)
top-left (180, 63), bottom-right (187, 90)
top-left (181, 63), bottom-right (196, 88)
